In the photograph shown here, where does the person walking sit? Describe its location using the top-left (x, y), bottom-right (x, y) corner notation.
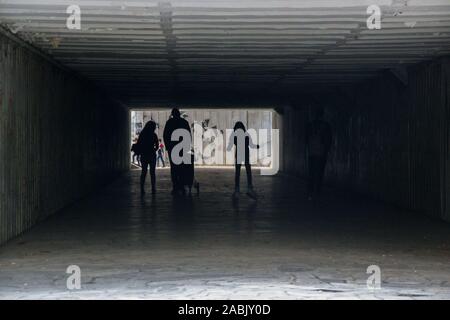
top-left (136, 121), bottom-right (159, 195)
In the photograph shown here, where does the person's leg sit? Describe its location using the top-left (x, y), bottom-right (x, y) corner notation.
top-left (149, 156), bottom-right (156, 193)
top-left (235, 164), bottom-right (241, 192)
top-left (245, 162), bottom-right (257, 199)
top-left (168, 155), bottom-right (177, 194)
top-left (169, 157), bottom-right (183, 195)
top-left (140, 158), bottom-right (149, 195)
top-left (244, 163), bottom-right (253, 189)
top-left (177, 165), bottom-right (186, 195)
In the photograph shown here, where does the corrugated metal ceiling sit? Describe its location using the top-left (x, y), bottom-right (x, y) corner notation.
top-left (1, 0), bottom-right (450, 106)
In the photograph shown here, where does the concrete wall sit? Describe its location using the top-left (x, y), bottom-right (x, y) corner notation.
top-left (0, 33), bottom-right (130, 244)
top-left (283, 57), bottom-right (450, 221)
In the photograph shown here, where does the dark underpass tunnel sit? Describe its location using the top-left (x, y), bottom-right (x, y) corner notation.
top-left (1, 1), bottom-right (450, 300)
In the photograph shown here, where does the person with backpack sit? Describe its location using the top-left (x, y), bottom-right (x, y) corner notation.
top-left (136, 121), bottom-right (159, 195)
top-left (305, 107), bottom-right (332, 200)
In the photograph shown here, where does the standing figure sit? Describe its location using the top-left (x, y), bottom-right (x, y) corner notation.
top-left (163, 108), bottom-right (191, 195)
top-left (227, 121), bottom-right (259, 199)
top-left (136, 121), bottom-right (159, 195)
top-left (157, 139), bottom-right (166, 167)
top-left (305, 107), bottom-right (332, 200)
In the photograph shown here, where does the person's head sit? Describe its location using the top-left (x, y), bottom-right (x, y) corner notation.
top-left (313, 107), bottom-right (325, 120)
top-left (233, 121), bottom-right (246, 132)
top-left (143, 120), bottom-right (156, 133)
top-left (171, 108), bottom-right (181, 118)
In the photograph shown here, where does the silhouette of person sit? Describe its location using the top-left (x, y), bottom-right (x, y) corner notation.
top-left (157, 139), bottom-right (165, 167)
top-left (163, 108), bottom-right (191, 195)
top-left (305, 107), bottom-right (332, 200)
top-left (136, 121), bottom-right (159, 195)
top-left (131, 136), bottom-right (140, 166)
top-left (227, 121), bottom-right (259, 199)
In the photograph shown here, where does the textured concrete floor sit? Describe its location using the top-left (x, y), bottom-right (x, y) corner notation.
top-left (1, 168), bottom-right (450, 300)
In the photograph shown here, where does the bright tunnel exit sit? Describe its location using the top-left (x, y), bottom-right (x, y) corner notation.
top-left (130, 108), bottom-right (280, 171)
